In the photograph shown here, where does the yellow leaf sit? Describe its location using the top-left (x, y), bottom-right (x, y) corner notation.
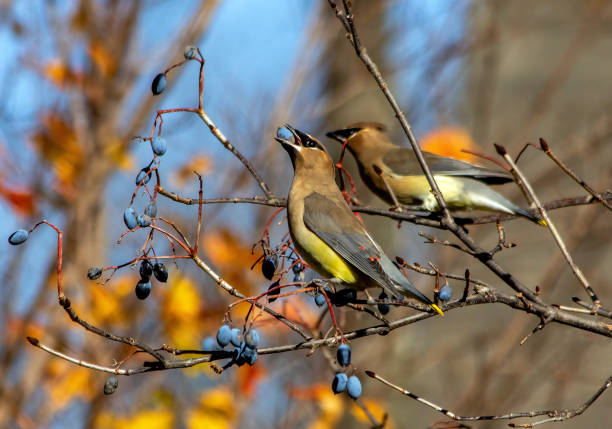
top-left (95, 410), bottom-right (174, 429)
top-left (46, 362), bottom-right (94, 410)
top-left (351, 398), bottom-right (394, 428)
top-left (104, 136), bottom-right (133, 171)
top-left (160, 274), bottom-right (202, 348)
top-left (420, 126), bottom-right (480, 163)
top-left (188, 387), bottom-right (236, 429)
top-left (90, 274), bottom-right (133, 326)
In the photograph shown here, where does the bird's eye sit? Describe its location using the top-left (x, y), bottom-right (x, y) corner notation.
top-left (303, 137), bottom-right (318, 148)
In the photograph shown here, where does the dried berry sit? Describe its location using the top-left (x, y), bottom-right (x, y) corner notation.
top-left (144, 201), bottom-right (157, 218)
top-left (183, 45), bottom-right (197, 60)
top-left (137, 214), bottom-right (152, 227)
top-left (103, 376), bottom-right (118, 395)
top-left (87, 267), bottom-right (102, 280)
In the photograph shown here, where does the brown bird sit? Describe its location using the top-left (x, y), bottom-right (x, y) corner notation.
top-left (275, 125), bottom-right (443, 315)
top-left (326, 122), bottom-right (546, 225)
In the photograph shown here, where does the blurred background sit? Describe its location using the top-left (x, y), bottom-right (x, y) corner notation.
top-left (1, 0), bottom-right (611, 428)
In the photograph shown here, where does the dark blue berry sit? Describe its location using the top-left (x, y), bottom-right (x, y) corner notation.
top-left (135, 167), bottom-right (151, 185)
top-left (139, 260), bottom-right (153, 280)
top-left (216, 324), bottom-right (232, 347)
top-left (233, 343), bottom-right (246, 366)
top-left (201, 336), bottom-right (219, 351)
top-left (293, 272), bottom-right (305, 283)
top-left (135, 280), bottom-right (151, 300)
top-left (261, 254), bottom-right (278, 280)
top-left (347, 376), bottom-right (362, 399)
top-left (267, 280), bottom-right (281, 303)
top-left (332, 288), bottom-right (356, 307)
top-left (8, 229), bottom-right (28, 245)
top-left (151, 73), bottom-right (166, 95)
top-left (244, 329), bottom-right (259, 349)
top-left (230, 328), bottom-right (243, 347)
top-left (137, 214), bottom-right (152, 227)
top-left (151, 137), bottom-right (167, 156)
top-left (153, 262), bottom-right (168, 282)
top-left (314, 293), bottom-right (326, 307)
top-left (242, 347), bottom-right (257, 365)
top-left (123, 207), bottom-right (138, 230)
top-left (183, 45), bottom-right (197, 60)
top-left (337, 344), bottom-right (351, 367)
top-left (332, 373), bottom-right (347, 394)
top-left (87, 267), bottom-right (102, 280)
top-left (103, 376), bottom-right (118, 395)
top-left (377, 291), bottom-right (390, 315)
top-left (292, 262), bottom-right (304, 274)
top-left (439, 285), bottom-right (452, 301)
top-left (144, 201), bottom-right (157, 218)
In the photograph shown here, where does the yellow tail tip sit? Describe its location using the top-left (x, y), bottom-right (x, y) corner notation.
top-left (537, 219), bottom-right (548, 227)
top-left (431, 304), bottom-right (444, 317)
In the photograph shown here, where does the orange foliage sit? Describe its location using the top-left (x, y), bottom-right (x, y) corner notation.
top-left (0, 183), bottom-right (35, 216)
top-left (420, 126), bottom-right (480, 163)
top-left (202, 228), bottom-right (259, 298)
top-left (174, 156), bottom-right (212, 186)
top-left (289, 384), bottom-right (344, 429)
top-left (30, 113), bottom-right (82, 199)
top-left (237, 362), bottom-right (266, 398)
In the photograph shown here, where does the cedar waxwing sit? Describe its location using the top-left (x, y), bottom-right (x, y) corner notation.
top-left (326, 122), bottom-right (546, 225)
top-left (275, 125), bottom-right (443, 316)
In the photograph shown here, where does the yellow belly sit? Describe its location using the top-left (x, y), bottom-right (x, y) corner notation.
top-left (291, 226), bottom-right (359, 285)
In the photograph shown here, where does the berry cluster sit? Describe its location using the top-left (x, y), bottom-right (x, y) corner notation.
top-left (202, 324), bottom-right (260, 367)
top-left (331, 344), bottom-right (361, 399)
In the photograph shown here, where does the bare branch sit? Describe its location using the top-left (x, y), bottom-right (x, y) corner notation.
top-left (365, 371), bottom-right (612, 428)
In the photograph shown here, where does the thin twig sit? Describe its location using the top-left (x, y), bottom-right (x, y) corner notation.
top-left (538, 138), bottom-right (612, 212)
top-left (365, 371), bottom-right (612, 427)
top-left (495, 144), bottom-right (599, 306)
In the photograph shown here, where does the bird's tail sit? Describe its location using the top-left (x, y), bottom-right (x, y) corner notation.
top-left (511, 205), bottom-right (548, 227)
top-left (384, 260), bottom-right (444, 316)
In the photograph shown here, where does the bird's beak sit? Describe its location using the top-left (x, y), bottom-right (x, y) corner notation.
top-left (275, 125), bottom-right (303, 152)
top-left (325, 127), bottom-right (362, 144)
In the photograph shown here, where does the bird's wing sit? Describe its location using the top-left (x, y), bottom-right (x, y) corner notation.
top-left (382, 148), bottom-right (513, 184)
top-left (302, 192), bottom-right (420, 300)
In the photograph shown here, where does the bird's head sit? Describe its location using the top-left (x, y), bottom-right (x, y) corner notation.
top-left (325, 122), bottom-right (390, 157)
top-left (275, 125), bottom-right (334, 173)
